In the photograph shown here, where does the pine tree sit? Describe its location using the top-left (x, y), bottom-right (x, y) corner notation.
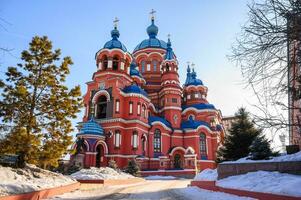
top-left (0, 36), bottom-right (82, 169)
top-left (249, 135), bottom-right (274, 160)
top-left (217, 107), bottom-right (261, 162)
top-left (125, 159), bottom-right (140, 176)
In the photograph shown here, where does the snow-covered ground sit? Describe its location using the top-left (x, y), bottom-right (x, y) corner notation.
top-left (223, 151), bottom-right (301, 164)
top-left (70, 167), bottom-right (134, 180)
top-left (0, 164), bottom-right (76, 197)
top-left (217, 171), bottom-right (301, 197)
top-left (193, 168), bottom-right (217, 181)
top-left (174, 187), bottom-right (254, 200)
top-left (144, 175), bottom-right (177, 180)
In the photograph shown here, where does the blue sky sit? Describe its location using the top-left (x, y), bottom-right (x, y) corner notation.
top-left (0, 1), bottom-right (257, 129)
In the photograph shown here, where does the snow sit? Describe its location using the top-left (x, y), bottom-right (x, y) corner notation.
top-left (193, 168), bottom-right (218, 181)
top-left (174, 186), bottom-right (254, 200)
top-left (70, 167), bottom-right (134, 180)
top-left (144, 175), bottom-right (177, 180)
top-left (223, 151), bottom-right (301, 164)
top-left (0, 164), bottom-right (76, 197)
top-left (217, 171), bottom-right (301, 197)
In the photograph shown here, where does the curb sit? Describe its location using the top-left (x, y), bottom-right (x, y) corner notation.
top-left (190, 181), bottom-right (301, 200)
top-left (77, 178), bottom-right (145, 186)
top-left (0, 182), bottom-right (80, 200)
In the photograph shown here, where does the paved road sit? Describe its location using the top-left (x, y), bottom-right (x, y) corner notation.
top-left (49, 179), bottom-right (191, 200)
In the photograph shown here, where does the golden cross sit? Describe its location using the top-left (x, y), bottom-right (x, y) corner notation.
top-left (187, 61), bottom-right (190, 66)
top-left (150, 9), bottom-right (156, 20)
top-left (167, 34), bottom-right (171, 39)
top-left (113, 17), bottom-right (119, 28)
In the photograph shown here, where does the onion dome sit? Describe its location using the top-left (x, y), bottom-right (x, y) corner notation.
top-left (134, 18), bottom-right (167, 52)
top-left (129, 61), bottom-right (143, 78)
top-left (77, 118), bottom-right (104, 136)
top-left (164, 37), bottom-right (175, 60)
top-left (103, 20), bottom-right (127, 52)
top-left (123, 84), bottom-right (148, 97)
top-left (184, 65), bottom-right (203, 86)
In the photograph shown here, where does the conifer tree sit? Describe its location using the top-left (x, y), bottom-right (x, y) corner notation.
top-left (0, 36), bottom-right (82, 168)
top-left (249, 135), bottom-right (274, 160)
top-left (217, 107), bottom-right (261, 162)
top-left (125, 159), bottom-right (140, 176)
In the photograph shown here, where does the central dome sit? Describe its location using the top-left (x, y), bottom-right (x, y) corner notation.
top-left (134, 19), bottom-right (167, 52)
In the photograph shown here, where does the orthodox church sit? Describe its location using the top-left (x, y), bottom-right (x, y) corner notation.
top-left (71, 13), bottom-right (225, 174)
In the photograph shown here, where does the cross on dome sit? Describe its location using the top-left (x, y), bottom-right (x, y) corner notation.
top-left (150, 9), bottom-right (156, 20)
top-left (113, 17), bottom-right (119, 29)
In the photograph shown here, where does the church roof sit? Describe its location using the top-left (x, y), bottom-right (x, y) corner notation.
top-left (148, 116), bottom-right (172, 128)
top-left (134, 19), bottom-right (168, 52)
top-left (164, 37), bottom-right (175, 60)
top-left (182, 103), bottom-right (216, 111)
top-left (77, 118), bottom-right (104, 136)
top-left (103, 26), bottom-right (127, 52)
top-left (129, 61), bottom-right (143, 78)
top-left (181, 116), bottom-right (211, 130)
top-left (184, 65), bottom-right (203, 86)
top-left (123, 84), bottom-right (148, 97)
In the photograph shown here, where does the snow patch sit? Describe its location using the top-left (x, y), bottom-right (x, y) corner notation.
top-left (175, 186), bottom-right (254, 200)
top-left (70, 167), bottom-right (134, 180)
top-left (144, 175), bottom-right (177, 180)
top-left (0, 164), bottom-right (76, 197)
top-left (193, 168), bottom-right (218, 181)
top-left (217, 171), bottom-right (301, 197)
top-left (223, 151), bottom-right (301, 164)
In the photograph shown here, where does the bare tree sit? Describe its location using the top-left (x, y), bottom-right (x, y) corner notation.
top-left (230, 0), bottom-right (301, 141)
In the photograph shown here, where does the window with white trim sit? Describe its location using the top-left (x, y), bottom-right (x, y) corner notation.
top-left (129, 101), bottom-right (133, 114)
top-left (200, 133), bottom-right (207, 155)
top-left (154, 129), bottom-right (161, 153)
top-left (115, 99), bottom-right (120, 113)
top-left (132, 131), bottom-right (138, 149)
top-left (187, 94), bottom-right (191, 100)
top-left (115, 130), bottom-right (121, 148)
top-left (137, 103), bottom-right (141, 115)
top-left (142, 105), bottom-right (146, 118)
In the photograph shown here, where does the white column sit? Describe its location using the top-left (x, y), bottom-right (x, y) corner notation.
top-left (98, 62), bottom-right (102, 70)
top-left (147, 63), bottom-right (151, 71)
top-left (127, 66), bottom-right (130, 74)
top-left (120, 62), bottom-right (125, 70)
top-left (108, 60), bottom-right (112, 69)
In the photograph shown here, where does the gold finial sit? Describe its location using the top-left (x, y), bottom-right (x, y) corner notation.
top-left (150, 9), bottom-right (156, 20)
top-left (113, 17), bottom-right (119, 28)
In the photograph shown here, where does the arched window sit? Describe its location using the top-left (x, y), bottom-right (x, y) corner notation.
top-left (141, 61), bottom-right (145, 73)
top-left (166, 63), bottom-right (170, 72)
top-left (141, 135), bottom-right (146, 155)
top-left (102, 56), bottom-right (108, 70)
top-left (96, 95), bottom-right (107, 119)
top-left (112, 56), bottom-right (119, 70)
top-left (200, 133), bottom-right (207, 156)
top-left (154, 129), bottom-right (161, 153)
top-left (142, 105), bottom-right (146, 118)
top-left (153, 60), bottom-right (157, 72)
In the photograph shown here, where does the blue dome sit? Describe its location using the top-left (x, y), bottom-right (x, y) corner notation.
top-left (134, 19), bottom-right (167, 52)
top-left (123, 84), bottom-right (148, 97)
top-left (130, 61), bottom-right (143, 78)
top-left (103, 27), bottom-right (127, 52)
top-left (77, 118), bottom-right (104, 136)
top-left (182, 103), bottom-right (216, 111)
top-left (181, 116), bottom-right (211, 130)
top-left (185, 66), bottom-right (204, 86)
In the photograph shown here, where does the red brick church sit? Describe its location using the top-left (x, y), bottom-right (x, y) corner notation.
top-left (71, 14), bottom-right (225, 173)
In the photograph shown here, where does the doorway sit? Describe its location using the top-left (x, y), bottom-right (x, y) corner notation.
top-left (174, 154), bottom-right (182, 169)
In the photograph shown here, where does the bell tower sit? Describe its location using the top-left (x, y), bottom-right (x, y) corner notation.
top-left (159, 36), bottom-right (182, 128)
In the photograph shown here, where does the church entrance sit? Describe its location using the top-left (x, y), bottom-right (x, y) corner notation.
top-left (173, 154), bottom-right (182, 169)
top-left (96, 145), bottom-right (104, 167)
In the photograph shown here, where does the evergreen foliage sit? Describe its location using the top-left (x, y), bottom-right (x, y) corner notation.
top-left (217, 107), bottom-right (261, 162)
top-left (108, 159), bottom-right (118, 170)
top-left (249, 135), bottom-right (274, 160)
top-left (0, 36), bottom-right (82, 169)
top-left (125, 159), bottom-right (140, 176)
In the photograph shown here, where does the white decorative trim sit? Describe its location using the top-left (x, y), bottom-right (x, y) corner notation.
top-left (184, 125), bottom-right (213, 133)
top-left (184, 154), bottom-right (197, 158)
top-left (182, 107), bottom-right (218, 115)
top-left (96, 48), bottom-right (132, 60)
top-left (94, 140), bottom-right (109, 154)
top-left (184, 85), bottom-right (207, 91)
top-left (119, 91), bottom-right (150, 102)
top-left (169, 146), bottom-right (186, 155)
top-left (94, 71), bottom-right (132, 82)
top-left (197, 160), bottom-right (215, 163)
top-left (92, 90), bottom-right (110, 104)
top-left (158, 106), bottom-right (182, 112)
top-left (185, 146), bottom-right (195, 154)
top-left (105, 154), bottom-right (139, 158)
top-left (85, 152), bottom-right (97, 155)
top-left (97, 118), bottom-right (150, 128)
top-left (150, 121), bottom-right (172, 131)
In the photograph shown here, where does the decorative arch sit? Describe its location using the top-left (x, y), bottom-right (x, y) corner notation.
top-left (71, 139), bottom-right (90, 152)
top-left (169, 146), bottom-right (186, 156)
top-left (93, 140), bottom-right (108, 154)
top-left (185, 146), bottom-right (195, 154)
top-left (92, 90), bottom-right (110, 104)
